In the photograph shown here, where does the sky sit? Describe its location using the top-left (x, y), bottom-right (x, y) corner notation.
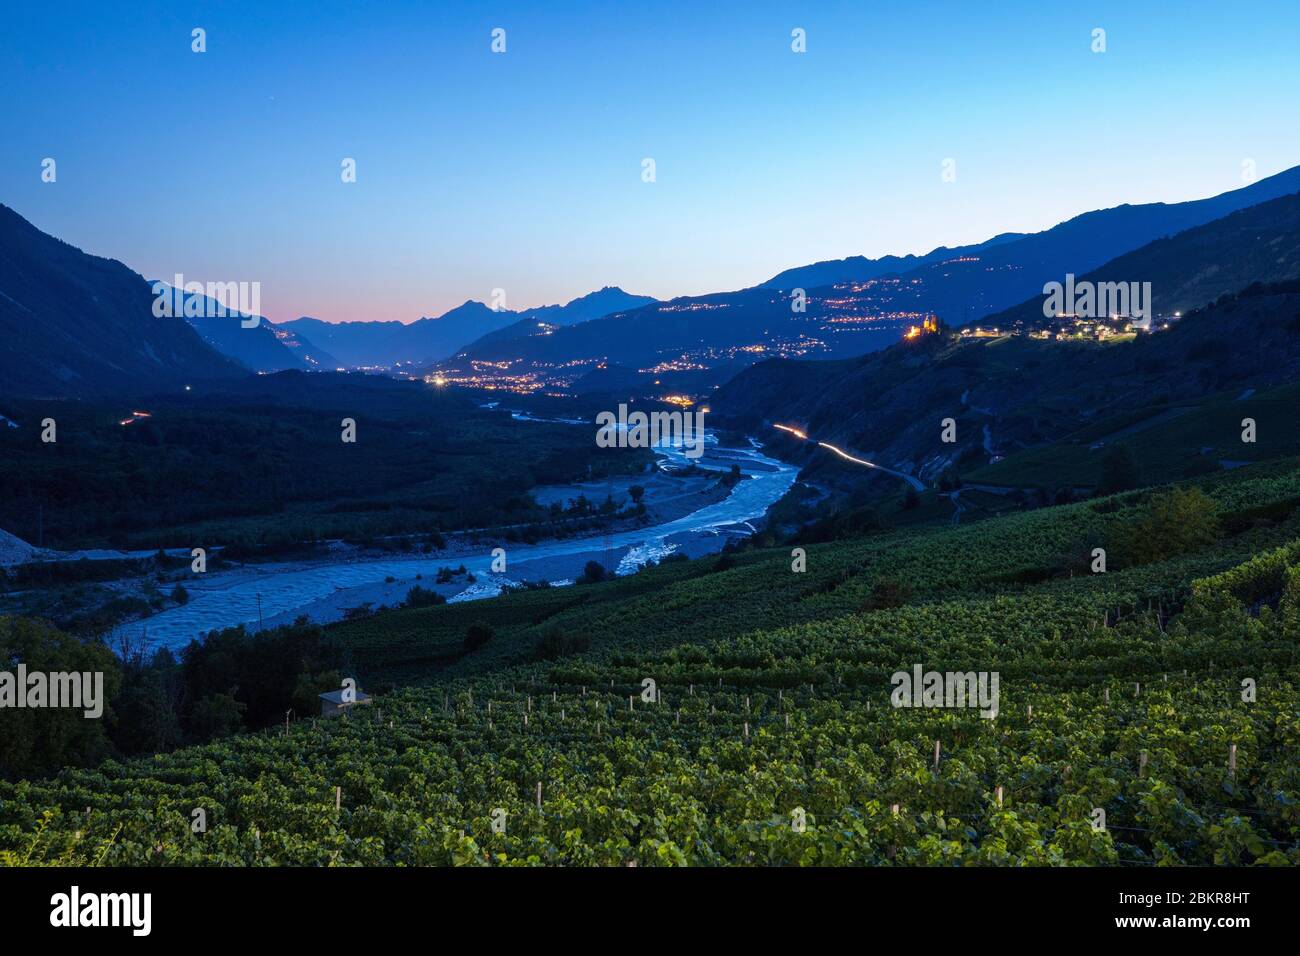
top-left (3, 0), bottom-right (1299, 323)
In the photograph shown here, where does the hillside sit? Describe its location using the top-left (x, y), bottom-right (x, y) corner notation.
top-left (436, 169), bottom-right (1300, 397)
top-left (152, 283), bottom-right (339, 372)
top-left (986, 190), bottom-right (1300, 329)
top-left (712, 284), bottom-right (1300, 488)
top-left (0, 205), bottom-right (244, 398)
top-left (762, 165), bottom-right (1300, 324)
top-left (760, 232), bottom-right (1028, 290)
top-left (432, 285), bottom-right (922, 395)
top-left (4, 461), bottom-right (1298, 864)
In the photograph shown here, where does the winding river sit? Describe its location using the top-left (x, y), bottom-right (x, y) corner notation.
top-left (118, 432), bottom-right (797, 650)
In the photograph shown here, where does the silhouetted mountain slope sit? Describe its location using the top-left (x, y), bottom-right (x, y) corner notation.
top-left (714, 282), bottom-right (1300, 487)
top-left (518, 286), bottom-right (657, 327)
top-left (0, 204), bottom-right (243, 398)
top-left (152, 283), bottom-right (338, 372)
top-left (761, 232), bottom-right (1025, 290)
top-left (986, 190), bottom-right (1300, 328)
top-left (761, 165), bottom-right (1300, 324)
top-left (432, 285), bottom-right (918, 394)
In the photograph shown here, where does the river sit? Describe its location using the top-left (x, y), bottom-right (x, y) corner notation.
top-left (117, 431), bottom-right (797, 650)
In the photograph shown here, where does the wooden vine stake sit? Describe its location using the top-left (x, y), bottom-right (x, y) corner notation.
top-left (995, 785), bottom-right (1003, 808)
top-left (1139, 750), bottom-right (1148, 778)
top-left (933, 739), bottom-right (941, 772)
top-left (335, 786), bottom-right (341, 811)
top-left (536, 782), bottom-right (542, 811)
top-left (1228, 743), bottom-right (1237, 778)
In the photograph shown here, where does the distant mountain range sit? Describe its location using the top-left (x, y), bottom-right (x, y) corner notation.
top-left (278, 286), bottom-right (656, 369)
top-left (711, 187), bottom-right (1300, 487)
top-left (433, 166), bottom-right (1300, 396)
top-left (0, 204), bottom-right (242, 398)
top-left (987, 190), bottom-right (1300, 329)
top-left (760, 232), bottom-right (1028, 290)
top-left (762, 165), bottom-right (1300, 308)
top-left (4, 163), bottom-right (1300, 402)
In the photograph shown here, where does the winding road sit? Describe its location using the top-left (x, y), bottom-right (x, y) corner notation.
top-left (773, 424), bottom-right (926, 491)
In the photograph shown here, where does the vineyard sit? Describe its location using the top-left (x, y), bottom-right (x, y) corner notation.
top-left (2, 461), bottom-right (1299, 866)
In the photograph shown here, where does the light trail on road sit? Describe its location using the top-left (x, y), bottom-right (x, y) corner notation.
top-left (773, 423), bottom-right (926, 491)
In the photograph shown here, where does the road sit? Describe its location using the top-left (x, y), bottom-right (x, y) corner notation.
top-left (773, 424), bottom-right (926, 491)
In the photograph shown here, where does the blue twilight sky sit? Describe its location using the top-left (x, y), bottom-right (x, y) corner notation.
top-left (2, 1), bottom-right (1298, 323)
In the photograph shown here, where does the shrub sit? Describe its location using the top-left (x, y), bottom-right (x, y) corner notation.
top-left (1114, 486), bottom-right (1221, 566)
top-left (533, 627), bottom-right (591, 661)
top-left (403, 585), bottom-right (445, 609)
top-left (463, 621), bottom-right (494, 653)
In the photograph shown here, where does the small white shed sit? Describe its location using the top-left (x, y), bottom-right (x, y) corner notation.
top-left (319, 688), bottom-right (373, 717)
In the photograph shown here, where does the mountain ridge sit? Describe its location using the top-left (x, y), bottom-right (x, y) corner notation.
top-left (0, 204), bottom-right (244, 399)
top-left (279, 286), bottom-right (656, 368)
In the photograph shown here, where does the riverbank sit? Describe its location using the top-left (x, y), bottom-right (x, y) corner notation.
top-left (51, 435), bottom-right (796, 651)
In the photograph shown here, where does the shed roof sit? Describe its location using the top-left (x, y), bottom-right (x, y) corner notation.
top-left (319, 689), bottom-right (371, 704)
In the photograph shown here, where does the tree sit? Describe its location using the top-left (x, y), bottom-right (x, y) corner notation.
top-left (1115, 486), bottom-right (1221, 566)
top-left (860, 578), bottom-right (913, 611)
top-left (0, 617), bottom-right (122, 779)
top-left (1098, 445), bottom-right (1139, 495)
top-left (463, 621), bottom-right (494, 652)
top-left (533, 627), bottom-right (591, 661)
top-left (189, 692), bottom-right (246, 742)
top-left (111, 669), bottom-right (182, 754)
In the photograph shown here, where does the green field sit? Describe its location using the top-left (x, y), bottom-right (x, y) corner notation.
top-left (2, 460), bottom-right (1298, 865)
